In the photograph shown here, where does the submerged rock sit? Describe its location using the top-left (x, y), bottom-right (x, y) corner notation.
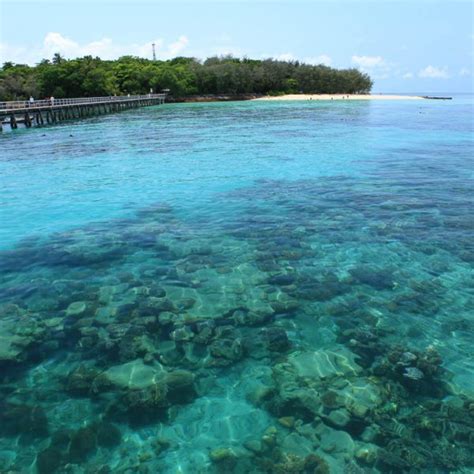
top-left (102, 365), bottom-right (197, 426)
top-left (242, 441), bottom-right (262, 456)
top-left (66, 301), bottom-right (87, 316)
top-left (233, 309), bottom-right (273, 327)
top-left (194, 320), bottom-right (215, 343)
top-left (269, 297), bottom-right (300, 315)
top-left (288, 349), bottom-right (361, 379)
top-left (122, 380), bottom-right (169, 410)
top-left (327, 408), bottom-right (351, 428)
top-left (144, 296), bottom-right (177, 314)
top-left (0, 319), bottom-right (45, 364)
top-left (68, 426), bottom-right (97, 463)
top-left (164, 370), bottom-right (196, 404)
top-left (210, 338), bottom-right (243, 364)
top-left (165, 369), bottom-right (195, 389)
top-left (349, 266), bottom-right (394, 290)
top-left (278, 416), bottom-right (295, 428)
top-left (171, 325), bottom-right (194, 342)
top-left (321, 390), bottom-right (344, 409)
top-left (209, 447), bottom-right (237, 462)
top-left (289, 274), bottom-right (350, 301)
top-left (355, 443), bottom-right (379, 465)
top-left (403, 366), bottom-right (424, 380)
top-left (96, 422), bottom-right (122, 447)
top-left (0, 330), bottom-right (24, 362)
top-left (263, 327), bottom-right (290, 352)
top-left (101, 359), bottom-right (166, 390)
top-left (281, 432), bottom-right (313, 457)
top-left (374, 344), bottom-right (444, 394)
top-left (66, 365), bottom-right (100, 395)
top-left (0, 403), bottom-right (48, 439)
top-left (257, 452), bottom-right (330, 474)
top-left (320, 427), bottom-right (355, 455)
top-left (268, 273), bottom-right (297, 286)
top-left (36, 447), bottom-right (63, 474)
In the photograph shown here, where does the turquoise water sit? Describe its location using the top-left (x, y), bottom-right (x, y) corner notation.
top-left (0, 97), bottom-right (473, 473)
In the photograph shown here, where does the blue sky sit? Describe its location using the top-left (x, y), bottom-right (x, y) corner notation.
top-left (1, 0), bottom-right (473, 92)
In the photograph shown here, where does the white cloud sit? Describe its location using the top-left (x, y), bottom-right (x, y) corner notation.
top-left (167, 35), bottom-right (189, 57)
top-left (351, 55), bottom-right (391, 80)
top-left (403, 72), bottom-right (414, 79)
top-left (0, 42), bottom-right (31, 64)
top-left (418, 65), bottom-right (449, 78)
top-left (43, 32), bottom-right (80, 57)
top-left (459, 67), bottom-right (471, 77)
top-left (304, 54), bottom-right (332, 66)
top-left (275, 53), bottom-right (295, 62)
top-left (86, 38), bottom-right (117, 57)
top-left (352, 55), bottom-right (384, 68)
top-left (0, 32), bottom-right (190, 64)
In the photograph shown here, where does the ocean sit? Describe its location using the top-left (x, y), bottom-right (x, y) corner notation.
top-left (0, 96), bottom-right (473, 473)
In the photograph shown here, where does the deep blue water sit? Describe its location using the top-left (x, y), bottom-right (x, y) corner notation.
top-left (0, 97), bottom-right (473, 473)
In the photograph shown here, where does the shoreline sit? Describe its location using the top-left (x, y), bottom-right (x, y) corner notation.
top-left (166, 93), bottom-right (433, 103)
top-left (253, 93), bottom-right (424, 101)
top-left (160, 92), bottom-right (455, 104)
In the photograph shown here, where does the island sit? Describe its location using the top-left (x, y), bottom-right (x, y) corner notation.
top-left (0, 55), bottom-right (374, 101)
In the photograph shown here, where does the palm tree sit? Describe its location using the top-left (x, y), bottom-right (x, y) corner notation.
top-left (52, 53), bottom-right (64, 65)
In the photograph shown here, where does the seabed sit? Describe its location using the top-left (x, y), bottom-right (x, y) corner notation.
top-left (0, 100), bottom-right (473, 473)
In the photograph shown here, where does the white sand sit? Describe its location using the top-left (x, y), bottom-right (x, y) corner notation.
top-left (253, 94), bottom-right (424, 101)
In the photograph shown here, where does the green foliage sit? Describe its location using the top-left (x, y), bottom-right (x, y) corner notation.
top-left (0, 54), bottom-right (373, 101)
top-left (0, 64), bottom-right (39, 100)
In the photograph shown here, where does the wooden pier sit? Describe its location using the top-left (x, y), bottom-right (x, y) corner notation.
top-left (0, 93), bottom-right (166, 132)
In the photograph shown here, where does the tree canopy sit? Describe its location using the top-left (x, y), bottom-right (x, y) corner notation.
top-left (0, 55), bottom-right (373, 101)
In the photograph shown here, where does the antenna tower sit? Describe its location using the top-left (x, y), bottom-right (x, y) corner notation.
top-left (152, 42), bottom-right (156, 61)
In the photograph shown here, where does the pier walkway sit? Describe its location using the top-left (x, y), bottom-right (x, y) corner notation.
top-left (0, 93), bottom-right (166, 131)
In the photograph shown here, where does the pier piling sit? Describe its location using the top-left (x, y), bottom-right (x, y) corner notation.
top-left (0, 93), bottom-right (166, 132)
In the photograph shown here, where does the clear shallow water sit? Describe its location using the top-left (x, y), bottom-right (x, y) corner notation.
top-left (0, 97), bottom-right (473, 473)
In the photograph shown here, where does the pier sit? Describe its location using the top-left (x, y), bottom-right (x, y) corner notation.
top-left (0, 93), bottom-right (166, 132)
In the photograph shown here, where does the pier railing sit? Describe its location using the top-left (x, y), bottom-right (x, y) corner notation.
top-left (0, 93), bottom-right (167, 131)
top-left (0, 94), bottom-right (167, 112)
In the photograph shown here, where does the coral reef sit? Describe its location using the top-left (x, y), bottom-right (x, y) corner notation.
top-left (0, 157), bottom-right (473, 473)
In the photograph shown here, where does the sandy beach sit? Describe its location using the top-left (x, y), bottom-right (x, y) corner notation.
top-left (253, 94), bottom-right (424, 101)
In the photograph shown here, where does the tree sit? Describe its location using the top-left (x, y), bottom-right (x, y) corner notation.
top-left (52, 53), bottom-right (64, 65)
top-left (0, 54), bottom-right (373, 101)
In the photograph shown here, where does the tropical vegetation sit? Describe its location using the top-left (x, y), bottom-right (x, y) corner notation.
top-left (0, 54), bottom-right (373, 101)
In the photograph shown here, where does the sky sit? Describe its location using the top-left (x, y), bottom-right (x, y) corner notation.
top-left (0, 0), bottom-right (473, 92)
